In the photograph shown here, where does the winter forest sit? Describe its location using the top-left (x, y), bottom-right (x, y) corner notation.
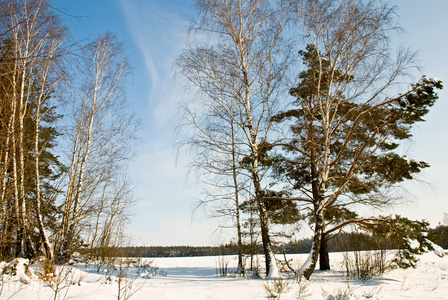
top-left (0, 0), bottom-right (447, 299)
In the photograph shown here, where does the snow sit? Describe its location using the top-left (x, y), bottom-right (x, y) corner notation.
top-left (267, 257), bottom-right (281, 279)
top-left (406, 238), bottom-right (420, 250)
top-left (1, 258), bottom-right (38, 284)
top-left (402, 156), bottom-right (422, 165)
top-left (426, 238), bottom-right (447, 257)
top-left (429, 77), bottom-right (442, 83)
top-left (1, 252), bottom-right (447, 299)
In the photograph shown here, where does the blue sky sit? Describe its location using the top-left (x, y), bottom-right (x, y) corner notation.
top-left (53, 0), bottom-right (448, 246)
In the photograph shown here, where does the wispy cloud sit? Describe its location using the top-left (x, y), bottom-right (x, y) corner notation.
top-left (119, 0), bottom-right (192, 130)
top-left (117, 0), bottom-right (212, 246)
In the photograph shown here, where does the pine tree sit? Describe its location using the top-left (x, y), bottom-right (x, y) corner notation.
top-left (269, 44), bottom-right (442, 278)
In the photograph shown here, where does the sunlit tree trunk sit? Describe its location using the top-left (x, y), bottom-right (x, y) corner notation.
top-left (177, 0), bottom-right (291, 278)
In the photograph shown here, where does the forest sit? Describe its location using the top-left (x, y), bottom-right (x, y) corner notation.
top-left (0, 0), bottom-right (137, 266)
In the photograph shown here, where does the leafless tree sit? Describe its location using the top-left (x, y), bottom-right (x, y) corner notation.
top-left (87, 173), bottom-right (135, 262)
top-left (56, 33), bottom-right (138, 263)
top-left (30, 20), bottom-right (66, 263)
top-left (177, 0), bottom-right (293, 278)
top-left (181, 98), bottom-right (250, 274)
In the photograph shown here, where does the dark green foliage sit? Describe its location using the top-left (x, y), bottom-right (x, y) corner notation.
top-left (278, 239), bottom-right (312, 254)
top-left (366, 215), bottom-right (436, 268)
top-left (262, 190), bottom-right (303, 225)
top-left (273, 46), bottom-right (442, 195)
top-left (79, 223), bottom-right (445, 259)
top-left (398, 76), bottom-right (443, 123)
top-left (240, 192), bottom-right (303, 226)
top-left (271, 44), bottom-right (442, 216)
top-left (271, 45), bottom-right (440, 200)
top-left (327, 221), bottom-right (447, 255)
top-left (328, 231), bottom-right (391, 253)
top-left (268, 44), bottom-right (442, 273)
top-left (81, 242), bottom-right (314, 258)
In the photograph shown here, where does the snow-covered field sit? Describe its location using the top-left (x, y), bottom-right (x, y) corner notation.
top-left (1, 251), bottom-right (447, 299)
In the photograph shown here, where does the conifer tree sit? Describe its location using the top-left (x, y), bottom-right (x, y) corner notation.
top-left (270, 42), bottom-right (442, 278)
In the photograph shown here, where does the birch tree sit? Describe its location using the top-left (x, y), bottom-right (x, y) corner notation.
top-left (30, 30), bottom-right (66, 262)
top-left (57, 33), bottom-right (137, 263)
top-left (0, 0), bottom-right (136, 263)
top-left (180, 99), bottom-right (250, 274)
top-left (86, 173), bottom-right (134, 262)
top-left (0, 0), bottom-right (66, 260)
top-left (177, 0), bottom-right (292, 278)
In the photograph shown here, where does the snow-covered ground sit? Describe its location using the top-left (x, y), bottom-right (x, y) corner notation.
top-left (1, 251), bottom-right (447, 299)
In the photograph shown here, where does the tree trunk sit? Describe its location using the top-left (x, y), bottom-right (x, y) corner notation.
top-left (300, 208), bottom-right (324, 280)
top-left (249, 205), bottom-right (256, 272)
top-left (1, 90), bottom-right (15, 260)
top-left (34, 94), bottom-right (54, 262)
top-left (319, 231), bottom-right (330, 270)
top-left (235, 194), bottom-right (244, 275)
top-left (59, 88), bottom-right (96, 263)
top-left (11, 72), bottom-right (21, 257)
top-left (231, 119), bottom-right (244, 275)
top-left (245, 96), bottom-right (278, 278)
top-left (257, 198), bottom-right (278, 278)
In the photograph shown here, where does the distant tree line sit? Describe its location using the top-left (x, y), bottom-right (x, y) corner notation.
top-left (82, 225), bottom-right (447, 258)
top-left (429, 225), bottom-right (448, 249)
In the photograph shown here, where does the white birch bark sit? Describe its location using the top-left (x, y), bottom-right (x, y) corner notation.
top-left (177, 0), bottom-right (291, 278)
top-left (59, 34), bottom-right (135, 261)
